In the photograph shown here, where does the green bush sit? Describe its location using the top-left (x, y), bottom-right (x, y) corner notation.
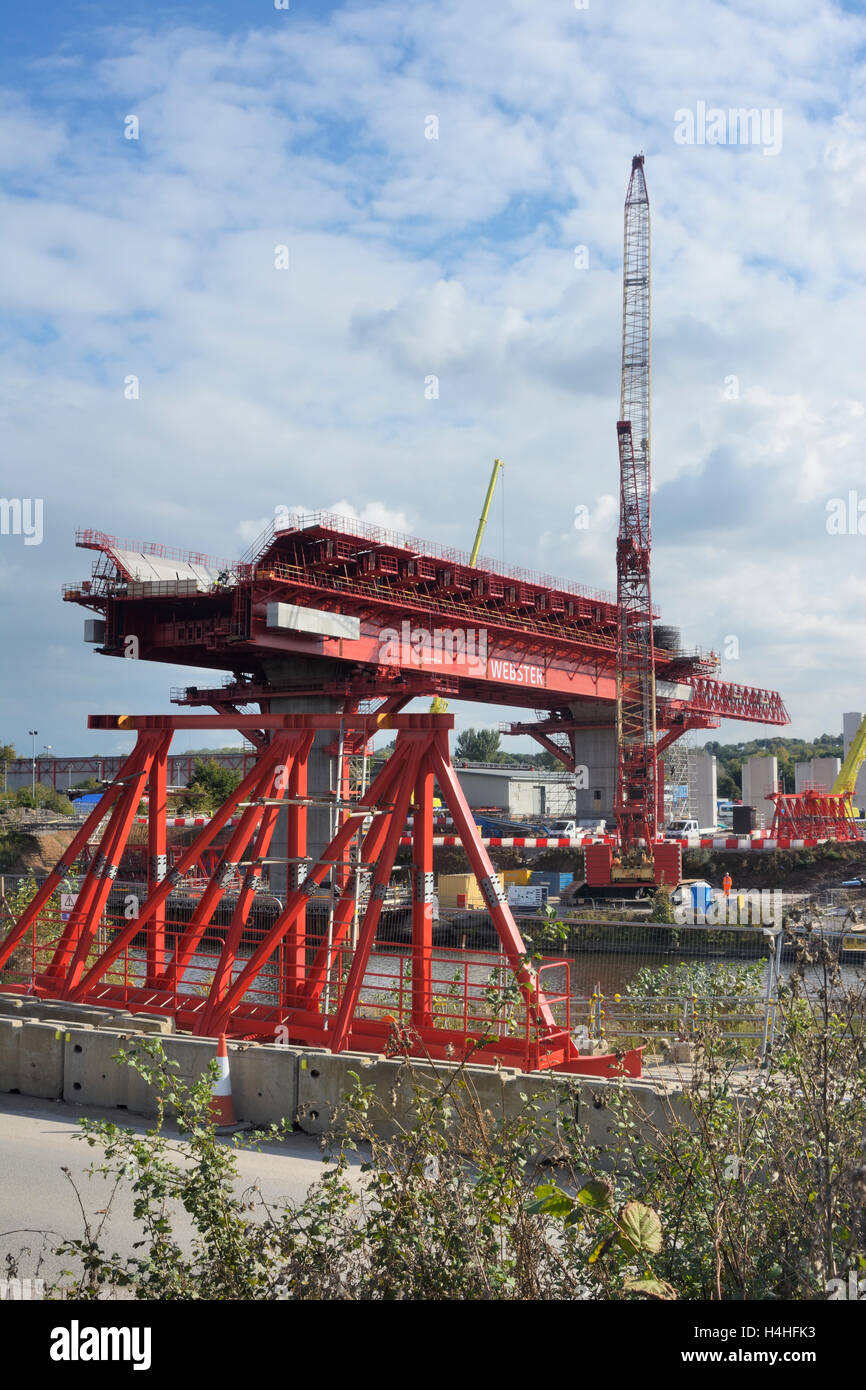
top-left (39, 938), bottom-right (866, 1302)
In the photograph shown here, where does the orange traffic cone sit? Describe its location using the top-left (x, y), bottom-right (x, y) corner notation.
top-left (209, 1033), bottom-right (240, 1129)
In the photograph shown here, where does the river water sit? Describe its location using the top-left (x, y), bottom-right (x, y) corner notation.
top-left (130, 933), bottom-right (865, 1029)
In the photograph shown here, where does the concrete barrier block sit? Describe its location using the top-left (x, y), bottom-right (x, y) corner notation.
top-left (64, 1030), bottom-right (301, 1124)
top-left (459, 1063), bottom-right (520, 1120)
top-left (0, 993), bottom-right (34, 1018)
top-left (0, 994), bottom-right (175, 1033)
top-left (504, 1071), bottom-right (580, 1132)
top-left (348, 1055), bottom-right (458, 1140)
top-left (17, 1020), bottom-right (65, 1098)
top-left (229, 1043), bottom-right (300, 1129)
top-left (296, 1050), bottom-right (376, 1135)
top-left (112, 1012), bottom-right (174, 1035)
top-left (296, 1052), bottom-right (518, 1141)
top-left (44, 1002), bottom-right (122, 1028)
top-left (19, 999), bottom-right (123, 1028)
top-left (144, 1035), bottom-right (221, 1119)
top-left (572, 1076), bottom-right (685, 1169)
top-left (63, 1028), bottom-right (134, 1109)
top-left (0, 1016), bottom-right (66, 1099)
top-left (0, 1017), bottom-right (24, 1091)
top-left (64, 1031), bottom-right (220, 1119)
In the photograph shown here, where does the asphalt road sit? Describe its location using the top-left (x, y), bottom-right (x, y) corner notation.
top-left (0, 1092), bottom-right (351, 1292)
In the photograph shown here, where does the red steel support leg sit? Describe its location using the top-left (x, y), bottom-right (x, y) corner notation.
top-left (146, 733), bottom-right (171, 984)
top-left (411, 763), bottom-right (434, 1029)
top-left (207, 739), bottom-right (414, 1035)
top-left (430, 732), bottom-right (560, 1041)
top-left (285, 746), bottom-right (308, 1008)
top-left (0, 742), bottom-right (151, 973)
top-left (329, 736), bottom-right (429, 1052)
top-left (300, 750), bottom-right (407, 1008)
top-left (61, 742), bottom-right (161, 996)
top-left (197, 735), bottom-right (306, 1034)
top-left (42, 735), bottom-right (160, 984)
top-left (43, 787), bottom-right (133, 982)
top-left (159, 735), bottom-right (302, 990)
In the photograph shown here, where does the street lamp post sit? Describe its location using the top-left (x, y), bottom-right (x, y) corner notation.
top-left (28, 730), bottom-right (38, 798)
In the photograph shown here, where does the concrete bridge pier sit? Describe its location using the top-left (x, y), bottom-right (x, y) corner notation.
top-left (260, 660), bottom-right (345, 902)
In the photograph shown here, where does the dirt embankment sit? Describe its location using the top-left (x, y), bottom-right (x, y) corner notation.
top-left (0, 828), bottom-right (79, 878)
top-left (682, 844), bottom-right (866, 892)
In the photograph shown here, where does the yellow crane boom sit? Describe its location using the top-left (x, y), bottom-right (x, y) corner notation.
top-left (469, 458), bottom-right (504, 567)
top-left (833, 714), bottom-right (866, 798)
top-left (431, 460), bottom-right (505, 715)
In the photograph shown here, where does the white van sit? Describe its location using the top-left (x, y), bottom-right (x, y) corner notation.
top-left (665, 818), bottom-right (715, 839)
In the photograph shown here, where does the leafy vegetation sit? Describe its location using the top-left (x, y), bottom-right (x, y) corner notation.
top-left (0, 782), bottom-right (74, 816)
top-left (175, 759), bottom-right (243, 813)
top-left (31, 931), bottom-right (866, 1302)
top-left (647, 884), bottom-right (674, 922)
top-left (0, 830), bottom-right (38, 873)
top-left (453, 726), bottom-right (559, 768)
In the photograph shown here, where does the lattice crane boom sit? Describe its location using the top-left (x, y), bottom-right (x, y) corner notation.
top-left (614, 155), bottom-right (658, 854)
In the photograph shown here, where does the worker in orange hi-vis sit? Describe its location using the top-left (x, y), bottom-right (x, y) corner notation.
top-left (722, 872), bottom-right (733, 898)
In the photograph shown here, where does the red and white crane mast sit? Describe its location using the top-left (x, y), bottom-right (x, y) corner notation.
top-left (614, 154), bottom-right (658, 854)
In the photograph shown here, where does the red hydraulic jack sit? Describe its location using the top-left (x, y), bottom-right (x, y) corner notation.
top-left (0, 712), bottom-right (641, 1077)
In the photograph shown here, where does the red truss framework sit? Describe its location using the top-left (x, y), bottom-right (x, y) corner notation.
top-left (0, 712), bottom-right (641, 1077)
top-left (769, 787), bottom-right (862, 843)
top-left (614, 419), bottom-right (657, 850)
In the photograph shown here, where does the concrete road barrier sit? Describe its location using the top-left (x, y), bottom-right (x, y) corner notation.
top-left (503, 1072), bottom-right (580, 1135)
top-left (297, 1051), bottom-right (525, 1140)
top-left (228, 1042), bottom-right (304, 1129)
top-left (63, 1027), bottom-right (135, 1110)
top-left (296, 1051), bottom-right (376, 1135)
top-left (0, 994), bottom-right (688, 1152)
top-left (0, 994), bottom-right (30, 1018)
top-left (0, 1017), bottom-right (23, 1092)
top-left (0, 1018), bottom-right (66, 1099)
top-left (0, 993), bottom-right (173, 1033)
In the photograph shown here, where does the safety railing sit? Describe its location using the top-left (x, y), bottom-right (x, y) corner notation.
top-left (2, 906), bottom-right (571, 1056)
top-left (236, 510), bottom-right (617, 606)
top-left (581, 987), bottom-right (779, 1061)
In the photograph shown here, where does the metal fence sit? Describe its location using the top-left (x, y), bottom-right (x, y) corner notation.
top-left (6, 880), bottom-right (863, 1064)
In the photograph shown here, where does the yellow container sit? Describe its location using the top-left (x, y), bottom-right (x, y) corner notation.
top-left (437, 872), bottom-right (503, 910)
top-left (502, 868), bottom-right (532, 886)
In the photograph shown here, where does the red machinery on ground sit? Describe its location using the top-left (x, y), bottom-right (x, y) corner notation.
top-left (769, 787), bottom-right (861, 843)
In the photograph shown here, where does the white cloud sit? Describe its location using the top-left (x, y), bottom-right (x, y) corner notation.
top-left (2, 0), bottom-right (866, 749)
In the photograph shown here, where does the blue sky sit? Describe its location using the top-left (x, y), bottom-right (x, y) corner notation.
top-left (2, 0), bottom-right (866, 761)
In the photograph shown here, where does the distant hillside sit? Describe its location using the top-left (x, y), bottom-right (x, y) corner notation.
top-left (703, 734), bottom-right (844, 798)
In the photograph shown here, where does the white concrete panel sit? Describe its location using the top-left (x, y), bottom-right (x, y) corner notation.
top-left (686, 751), bottom-right (717, 829)
top-left (741, 756), bottom-right (778, 829)
top-left (110, 548), bottom-right (224, 588)
top-left (266, 602), bottom-right (361, 641)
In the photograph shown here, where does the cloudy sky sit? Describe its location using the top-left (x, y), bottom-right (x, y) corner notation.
top-left (2, 0), bottom-right (865, 760)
